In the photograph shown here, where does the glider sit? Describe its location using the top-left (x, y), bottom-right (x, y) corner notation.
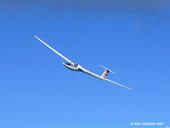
top-left (35, 36), bottom-right (131, 90)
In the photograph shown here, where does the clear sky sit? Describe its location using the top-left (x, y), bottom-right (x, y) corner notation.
top-left (0, 1), bottom-right (170, 128)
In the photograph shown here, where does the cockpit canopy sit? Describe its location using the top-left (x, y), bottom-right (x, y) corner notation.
top-left (65, 62), bottom-right (78, 67)
top-left (65, 62), bottom-right (72, 66)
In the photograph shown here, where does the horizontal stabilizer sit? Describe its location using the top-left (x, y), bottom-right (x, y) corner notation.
top-left (100, 65), bottom-right (114, 74)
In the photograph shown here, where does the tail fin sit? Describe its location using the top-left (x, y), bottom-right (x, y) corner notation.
top-left (100, 65), bottom-right (114, 79)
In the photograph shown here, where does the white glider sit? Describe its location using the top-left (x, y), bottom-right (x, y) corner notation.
top-left (35, 36), bottom-right (131, 90)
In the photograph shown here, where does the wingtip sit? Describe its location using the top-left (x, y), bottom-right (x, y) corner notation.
top-left (34, 35), bottom-right (38, 38)
top-left (34, 36), bottom-right (41, 41)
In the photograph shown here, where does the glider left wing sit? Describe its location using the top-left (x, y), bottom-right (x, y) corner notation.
top-left (105, 79), bottom-right (131, 90)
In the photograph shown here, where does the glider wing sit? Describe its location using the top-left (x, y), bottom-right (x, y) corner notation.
top-left (34, 36), bottom-right (74, 65)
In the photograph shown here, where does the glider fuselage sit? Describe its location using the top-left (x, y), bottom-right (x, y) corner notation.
top-left (63, 62), bottom-right (104, 80)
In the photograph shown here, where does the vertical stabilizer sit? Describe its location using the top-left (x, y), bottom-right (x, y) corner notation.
top-left (100, 65), bottom-right (114, 78)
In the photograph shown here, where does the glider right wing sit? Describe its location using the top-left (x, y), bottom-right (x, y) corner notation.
top-left (34, 36), bottom-right (74, 65)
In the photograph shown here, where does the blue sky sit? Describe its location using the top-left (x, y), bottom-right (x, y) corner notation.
top-left (0, 1), bottom-right (170, 128)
